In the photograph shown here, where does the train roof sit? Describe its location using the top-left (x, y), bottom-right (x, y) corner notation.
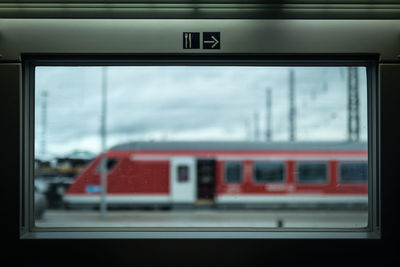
top-left (110, 141), bottom-right (368, 151)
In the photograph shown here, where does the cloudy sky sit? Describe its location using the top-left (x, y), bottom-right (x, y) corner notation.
top-left (34, 66), bottom-right (368, 158)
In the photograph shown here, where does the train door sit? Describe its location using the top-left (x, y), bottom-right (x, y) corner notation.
top-left (170, 157), bottom-right (197, 204)
top-left (197, 159), bottom-right (216, 203)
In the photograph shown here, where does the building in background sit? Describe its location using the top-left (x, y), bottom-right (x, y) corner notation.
top-left (35, 150), bottom-right (95, 208)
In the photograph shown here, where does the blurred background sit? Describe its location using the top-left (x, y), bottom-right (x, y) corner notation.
top-left (33, 66), bottom-right (368, 228)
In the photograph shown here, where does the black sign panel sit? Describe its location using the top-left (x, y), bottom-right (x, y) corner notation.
top-left (183, 32), bottom-right (200, 49)
top-left (203, 32), bottom-right (220, 49)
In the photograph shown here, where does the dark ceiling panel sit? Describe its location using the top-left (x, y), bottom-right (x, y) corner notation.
top-left (0, 1), bottom-right (399, 19)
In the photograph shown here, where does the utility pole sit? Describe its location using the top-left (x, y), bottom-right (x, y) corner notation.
top-left (265, 88), bottom-right (272, 142)
top-left (244, 119), bottom-right (251, 141)
top-left (254, 111), bottom-right (260, 141)
top-left (289, 69), bottom-right (296, 141)
top-left (348, 67), bottom-right (360, 142)
top-left (41, 91), bottom-right (48, 157)
top-left (100, 67), bottom-right (108, 219)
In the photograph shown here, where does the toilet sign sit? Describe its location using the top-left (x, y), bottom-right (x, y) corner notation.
top-left (183, 32), bottom-right (220, 49)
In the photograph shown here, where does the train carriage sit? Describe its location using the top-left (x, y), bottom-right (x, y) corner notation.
top-left (63, 141), bottom-right (368, 209)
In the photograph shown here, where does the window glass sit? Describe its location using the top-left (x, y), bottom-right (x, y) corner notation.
top-left (224, 162), bottom-right (242, 183)
top-left (340, 162), bottom-right (368, 183)
top-left (95, 158), bottom-right (118, 173)
top-left (297, 162), bottom-right (328, 183)
top-left (33, 65), bottom-right (369, 230)
top-left (178, 165), bottom-right (189, 182)
top-left (254, 162), bottom-right (284, 183)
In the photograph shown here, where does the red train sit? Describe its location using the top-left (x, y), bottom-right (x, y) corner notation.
top-left (63, 141), bottom-right (368, 209)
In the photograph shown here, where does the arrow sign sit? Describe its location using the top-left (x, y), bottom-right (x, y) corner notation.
top-left (203, 32), bottom-right (220, 49)
top-left (204, 36), bottom-right (219, 48)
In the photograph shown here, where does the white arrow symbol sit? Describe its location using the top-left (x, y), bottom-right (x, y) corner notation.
top-left (204, 36), bottom-right (219, 48)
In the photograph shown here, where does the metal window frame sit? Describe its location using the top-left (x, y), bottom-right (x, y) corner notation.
top-left (20, 54), bottom-right (380, 239)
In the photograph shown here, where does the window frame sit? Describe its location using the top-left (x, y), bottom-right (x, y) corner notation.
top-left (253, 161), bottom-right (286, 184)
top-left (20, 54), bottom-right (380, 239)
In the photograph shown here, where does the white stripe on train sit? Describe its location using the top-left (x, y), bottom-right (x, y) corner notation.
top-left (215, 195), bottom-right (367, 204)
top-left (129, 155), bottom-right (367, 161)
top-left (63, 194), bottom-right (367, 205)
top-left (63, 194), bottom-right (170, 204)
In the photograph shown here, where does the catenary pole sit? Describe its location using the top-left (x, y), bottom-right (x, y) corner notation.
top-left (266, 88), bottom-right (272, 142)
top-left (100, 67), bottom-right (108, 219)
top-left (289, 69), bottom-right (296, 141)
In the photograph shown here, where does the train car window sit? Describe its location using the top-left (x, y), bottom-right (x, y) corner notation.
top-left (95, 158), bottom-right (118, 173)
top-left (253, 162), bottom-right (285, 183)
top-left (224, 162), bottom-right (242, 183)
top-left (178, 165), bottom-right (189, 182)
top-left (339, 162), bottom-right (368, 183)
top-left (296, 162), bottom-right (328, 183)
